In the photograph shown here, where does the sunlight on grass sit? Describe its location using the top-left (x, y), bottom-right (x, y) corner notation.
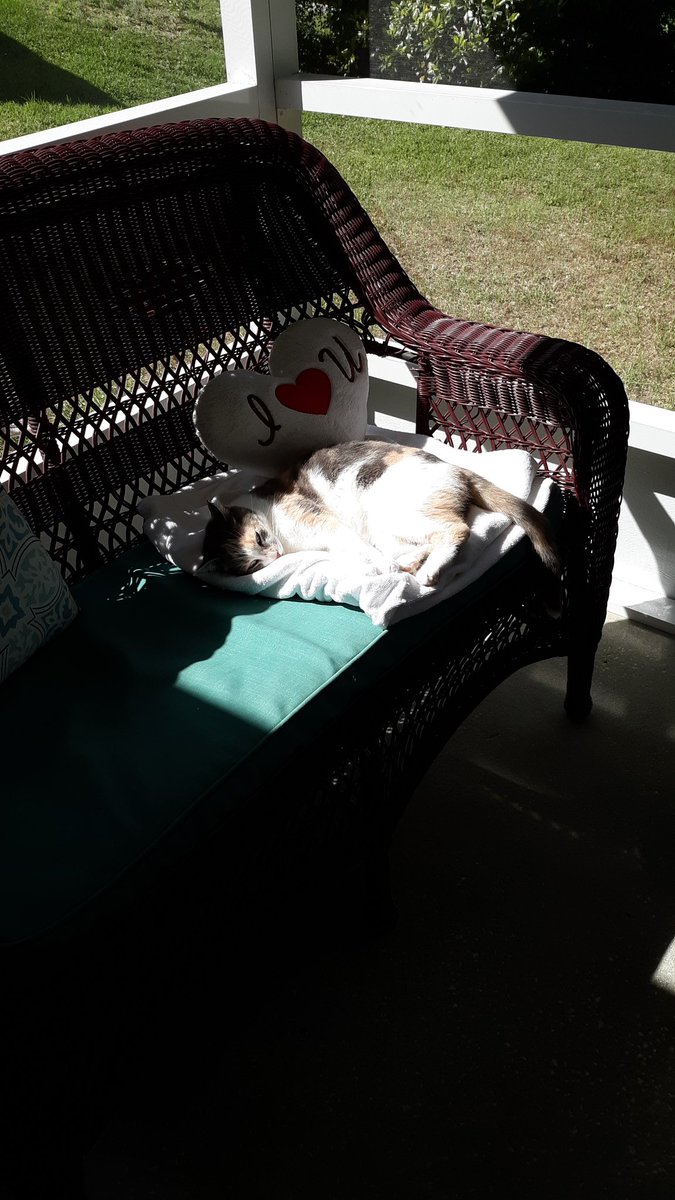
top-left (0, 99), bottom-right (106, 141)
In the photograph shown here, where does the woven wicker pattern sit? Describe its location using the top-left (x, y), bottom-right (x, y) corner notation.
top-left (0, 116), bottom-right (628, 703)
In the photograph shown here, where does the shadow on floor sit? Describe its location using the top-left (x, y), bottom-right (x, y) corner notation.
top-left (86, 617), bottom-right (675, 1199)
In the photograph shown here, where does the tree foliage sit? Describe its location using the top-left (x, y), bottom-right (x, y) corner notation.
top-left (296, 0), bottom-right (675, 104)
top-left (296, 1), bottom-right (369, 76)
top-left (376, 0), bottom-right (521, 88)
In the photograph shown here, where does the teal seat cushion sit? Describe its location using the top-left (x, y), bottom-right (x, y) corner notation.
top-left (0, 486), bottom-right (562, 945)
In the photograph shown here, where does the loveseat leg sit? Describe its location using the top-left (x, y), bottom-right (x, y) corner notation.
top-left (564, 641), bottom-right (597, 722)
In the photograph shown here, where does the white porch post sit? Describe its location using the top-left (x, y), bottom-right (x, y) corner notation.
top-left (220, 0), bottom-right (300, 132)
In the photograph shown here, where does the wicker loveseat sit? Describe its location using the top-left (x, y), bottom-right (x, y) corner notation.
top-left (0, 118), bottom-right (628, 1197)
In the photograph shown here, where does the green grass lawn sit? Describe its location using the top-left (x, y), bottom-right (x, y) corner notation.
top-left (0, 0), bottom-right (226, 139)
top-left (1, 0), bottom-right (673, 408)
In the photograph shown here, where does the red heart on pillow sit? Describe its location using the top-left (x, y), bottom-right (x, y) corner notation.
top-left (275, 368), bottom-right (331, 416)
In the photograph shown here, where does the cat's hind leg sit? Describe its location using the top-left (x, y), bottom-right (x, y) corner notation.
top-left (414, 521), bottom-right (471, 587)
top-left (371, 534), bottom-right (432, 575)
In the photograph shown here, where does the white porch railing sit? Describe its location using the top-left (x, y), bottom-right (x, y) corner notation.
top-left (1, 0), bottom-right (674, 630)
top-left (280, 75), bottom-right (675, 152)
top-left (0, 83), bottom-right (256, 155)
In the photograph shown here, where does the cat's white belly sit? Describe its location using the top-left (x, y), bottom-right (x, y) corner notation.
top-left (272, 450), bottom-right (467, 569)
top-left (364, 458), bottom-right (452, 543)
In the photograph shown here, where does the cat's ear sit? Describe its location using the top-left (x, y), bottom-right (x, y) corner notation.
top-left (207, 499), bottom-right (233, 527)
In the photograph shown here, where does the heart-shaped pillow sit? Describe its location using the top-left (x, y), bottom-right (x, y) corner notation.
top-left (193, 318), bottom-right (369, 472)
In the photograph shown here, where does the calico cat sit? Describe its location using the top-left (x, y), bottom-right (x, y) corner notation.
top-left (201, 440), bottom-right (560, 587)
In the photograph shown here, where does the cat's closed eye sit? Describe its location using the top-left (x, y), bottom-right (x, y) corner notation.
top-left (248, 559), bottom-right (263, 573)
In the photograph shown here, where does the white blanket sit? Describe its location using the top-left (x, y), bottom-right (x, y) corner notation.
top-left (138, 427), bottom-right (552, 628)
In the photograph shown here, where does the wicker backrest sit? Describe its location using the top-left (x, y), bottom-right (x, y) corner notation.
top-left (0, 119), bottom-right (405, 583)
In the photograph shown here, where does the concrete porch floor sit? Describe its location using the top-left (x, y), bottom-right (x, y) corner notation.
top-left (86, 616), bottom-right (675, 1200)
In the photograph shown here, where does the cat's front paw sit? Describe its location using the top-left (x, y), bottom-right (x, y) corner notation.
top-left (415, 564), bottom-right (440, 587)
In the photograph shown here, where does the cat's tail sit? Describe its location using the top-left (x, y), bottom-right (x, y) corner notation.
top-left (466, 473), bottom-right (561, 575)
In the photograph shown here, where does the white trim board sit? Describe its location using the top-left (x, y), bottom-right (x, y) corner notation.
top-left (609, 581), bottom-right (675, 635)
top-left (281, 75), bottom-right (675, 153)
top-left (623, 596), bottom-right (675, 635)
top-left (629, 401), bottom-right (675, 458)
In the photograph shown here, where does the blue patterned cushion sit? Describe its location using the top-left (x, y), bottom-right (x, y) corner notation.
top-left (0, 487), bottom-right (77, 683)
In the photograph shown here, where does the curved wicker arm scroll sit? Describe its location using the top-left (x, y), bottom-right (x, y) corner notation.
top-left (385, 310), bottom-right (630, 648)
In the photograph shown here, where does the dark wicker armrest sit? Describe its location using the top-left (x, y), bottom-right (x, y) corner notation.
top-left (376, 308), bottom-right (630, 646)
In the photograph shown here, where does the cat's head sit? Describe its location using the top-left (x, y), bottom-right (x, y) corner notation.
top-left (200, 503), bottom-right (282, 576)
